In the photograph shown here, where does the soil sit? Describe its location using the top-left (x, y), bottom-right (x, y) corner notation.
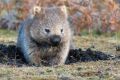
top-left (0, 44), bottom-right (116, 67)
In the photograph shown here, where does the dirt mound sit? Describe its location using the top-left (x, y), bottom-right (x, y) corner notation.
top-left (66, 48), bottom-right (112, 64)
top-left (0, 44), bottom-right (25, 66)
top-left (0, 44), bottom-right (115, 66)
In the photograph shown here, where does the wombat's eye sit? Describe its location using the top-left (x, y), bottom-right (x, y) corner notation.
top-left (61, 29), bottom-right (63, 33)
top-left (45, 29), bottom-right (50, 33)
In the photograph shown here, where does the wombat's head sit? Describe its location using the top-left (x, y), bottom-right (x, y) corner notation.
top-left (30, 6), bottom-right (71, 46)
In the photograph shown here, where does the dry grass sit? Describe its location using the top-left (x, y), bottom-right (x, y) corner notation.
top-left (0, 61), bottom-right (119, 80)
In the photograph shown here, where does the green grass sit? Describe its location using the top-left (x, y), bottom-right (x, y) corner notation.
top-left (0, 29), bottom-right (17, 44)
top-left (0, 29), bottom-right (17, 37)
top-left (80, 29), bottom-right (120, 39)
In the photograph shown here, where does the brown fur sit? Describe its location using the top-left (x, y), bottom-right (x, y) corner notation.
top-left (17, 6), bottom-right (72, 66)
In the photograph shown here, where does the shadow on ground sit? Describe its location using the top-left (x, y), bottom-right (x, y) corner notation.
top-left (0, 44), bottom-right (117, 67)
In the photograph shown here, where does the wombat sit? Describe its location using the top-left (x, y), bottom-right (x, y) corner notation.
top-left (17, 6), bottom-right (72, 66)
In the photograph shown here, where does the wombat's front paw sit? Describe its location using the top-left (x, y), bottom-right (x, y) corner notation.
top-left (30, 53), bottom-right (42, 66)
top-left (49, 58), bottom-right (64, 66)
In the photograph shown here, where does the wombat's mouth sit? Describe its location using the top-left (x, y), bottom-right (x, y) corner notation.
top-left (30, 36), bottom-right (62, 47)
top-left (38, 42), bottom-right (63, 47)
top-left (38, 41), bottom-right (63, 48)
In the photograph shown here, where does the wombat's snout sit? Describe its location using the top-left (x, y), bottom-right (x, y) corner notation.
top-left (50, 35), bottom-right (61, 46)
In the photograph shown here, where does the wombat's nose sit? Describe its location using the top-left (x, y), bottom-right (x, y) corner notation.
top-left (50, 35), bottom-right (61, 46)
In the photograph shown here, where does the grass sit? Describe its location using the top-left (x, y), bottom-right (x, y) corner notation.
top-left (74, 35), bottom-right (120, 56)
top-left (0, 29), bottom-right (17, 44)
top-left (80, 29), bottom-right (120, 39)
top-left (0, 61), bottom-right (119, 80)
top-left (0, 29), bottom-right (120, 80)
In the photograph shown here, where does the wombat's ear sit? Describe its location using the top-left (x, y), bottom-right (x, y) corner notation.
top-left (59, 5), bottom-right (68, 18)
top-left (30, 6), bottom-right (41, 18)
top-left (33, 6), bottom-right (41, 15)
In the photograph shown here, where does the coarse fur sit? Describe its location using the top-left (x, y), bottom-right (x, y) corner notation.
top-left (17, 6), bottom-right (72, 66)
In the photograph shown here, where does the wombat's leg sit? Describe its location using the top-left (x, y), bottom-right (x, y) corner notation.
top-left (30, 51), bottom-right (42, 66)
top-left (27, 45), bottom-right (42, 66)
top-left (51, 42), bottom-right (70, 65)
top-left (49, 56), bottom-right (61, 66)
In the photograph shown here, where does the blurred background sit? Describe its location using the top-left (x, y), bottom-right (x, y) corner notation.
top-left (0, 0), bottom-right (120, 34)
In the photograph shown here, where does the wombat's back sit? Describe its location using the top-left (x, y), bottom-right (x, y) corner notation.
top-left (17, 18), bottom-right (33, 63)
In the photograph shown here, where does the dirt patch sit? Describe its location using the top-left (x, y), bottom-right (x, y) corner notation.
top-left (0, 44), bottom-right (117, 67)
top-left (0, 44), bottom-right (25, 66)
top-left (66, 48), bottom-right (113, 64)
